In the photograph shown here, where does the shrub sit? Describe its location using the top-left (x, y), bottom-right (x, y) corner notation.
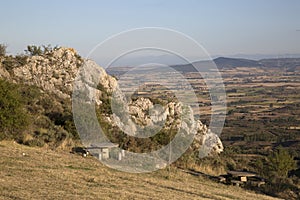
top-left (15, 54), bottom-right (28, 65)
top-left (25, 138), bottom-right (45, 147)
top-left (25, 45), bottom-right (43, 56)
top-left (267, 147), bottom-right (297, 178)
top-left (25, 44), bottom-right (60, 56)
top-left (0, 79), bottom-right (29, 139)
top-left (0, 44), bottom-right (7, 56)
top-left (2, 56), bottom-right (17, 71)
top-left (2, 55), bottom-right (28, 72)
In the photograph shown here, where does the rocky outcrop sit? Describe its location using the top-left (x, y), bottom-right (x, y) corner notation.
top-left (11, 48), bottom-right (81, 99)
top-left (73, 59), bottom-right (118, 105)
top-left (111, 94), bottom-right (223, 156)
top-left (0, 47), bottom-right (223, 156)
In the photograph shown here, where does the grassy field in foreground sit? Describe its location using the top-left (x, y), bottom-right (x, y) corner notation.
top-left (0, 141), bottom-right (280, 200)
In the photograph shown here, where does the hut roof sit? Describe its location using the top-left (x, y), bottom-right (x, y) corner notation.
top-left (227, 171), bottom-right (257, 177)
top-left (87, 143), bottom-right (119, 149)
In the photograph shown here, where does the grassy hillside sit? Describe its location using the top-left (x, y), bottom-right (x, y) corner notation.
top-left (0, 141), bottom-right (279, 200)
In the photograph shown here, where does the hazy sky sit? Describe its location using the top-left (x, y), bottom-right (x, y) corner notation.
top-left (1, 0), bottom-right (300, 60)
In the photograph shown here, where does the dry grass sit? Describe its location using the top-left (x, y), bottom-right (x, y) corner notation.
top-left (0, 141), bottom-right (280, 200)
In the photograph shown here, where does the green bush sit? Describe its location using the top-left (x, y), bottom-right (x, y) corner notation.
top-left (267, 147), bottom-right (297, 178)
top-left (2, 56), bottom-right (17, 71)
top-left (25, 45), bottom-right (43, 56)
top-left (25, 44), bottom-right (60, 56)
top-left (0, 79), bottom-right (29, 139)
top-left (2, 55), bottom-right (28, 72)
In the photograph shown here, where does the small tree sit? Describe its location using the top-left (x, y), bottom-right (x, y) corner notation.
top-left (25, 45), bottom-right (43, 56)
top-left (267, 147), bottom-right (297, 178)
top-left (25, 44), bottom-right (60, 56)
top-left (0, 44), bottom-right (7, 56)
top-left (42, 44), bottom-right (60, 54)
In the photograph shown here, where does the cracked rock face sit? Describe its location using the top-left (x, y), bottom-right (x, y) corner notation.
top-left (111, 94), bottom-right (223, 156)
top-left (12, 48), bottom-right (81, 99)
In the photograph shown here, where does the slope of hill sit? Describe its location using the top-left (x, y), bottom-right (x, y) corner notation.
top-left (0, 141), bottom-right (279, 200)
top-left (213, 57), bottom-right (262, 69)
top-left (170, 57), bottom-right (261, 73)
top-left (259, 58), bottom-right (300, 71)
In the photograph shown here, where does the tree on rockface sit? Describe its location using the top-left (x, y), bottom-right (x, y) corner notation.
top-left (25, 45), bottom-right (43, 56)
top-left (25, 44), bottom-right (60, 56)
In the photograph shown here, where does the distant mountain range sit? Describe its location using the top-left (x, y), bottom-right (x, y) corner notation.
top-left (214, 57), bottom-right (262, 68)
top-left (106, 56), bottom-right (300, 75)
top-left (171, 57), bottom-right (300, 73)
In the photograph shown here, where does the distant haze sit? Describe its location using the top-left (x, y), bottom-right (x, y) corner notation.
top-left (104, 53), bottom-right (300, 68)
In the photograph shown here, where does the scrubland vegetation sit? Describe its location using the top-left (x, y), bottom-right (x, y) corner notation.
top-left (1, 44), bottom-right (300, 199)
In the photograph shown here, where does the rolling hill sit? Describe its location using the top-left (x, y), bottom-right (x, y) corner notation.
top-left (169, 57), bottom-right (300, 73)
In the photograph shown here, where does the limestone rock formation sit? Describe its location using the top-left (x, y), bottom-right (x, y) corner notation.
top-left (11, 48), bottom-right (80, 98)
top-left (0, 47), bottom-right (223, 156)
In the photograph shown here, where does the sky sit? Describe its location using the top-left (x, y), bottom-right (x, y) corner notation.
top-left (1, 0), bottom-right (300, 63)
